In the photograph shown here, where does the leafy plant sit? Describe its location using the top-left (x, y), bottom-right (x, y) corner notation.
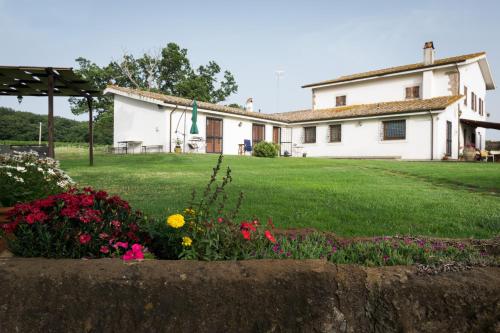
top-left (252, 141), bottom-right (279, 158)
top-left (0, 152), bottom-right (74, 207)
top-left (1, 187), bottom-right (149, 258)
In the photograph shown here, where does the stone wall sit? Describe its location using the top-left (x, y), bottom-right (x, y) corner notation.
top-left (0, 258), bottom-right (498, 332)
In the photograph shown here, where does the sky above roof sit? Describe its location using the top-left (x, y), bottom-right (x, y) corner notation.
top-left (1, 0), bottom-right (499, 139)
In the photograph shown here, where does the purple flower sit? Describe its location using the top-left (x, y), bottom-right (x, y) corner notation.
top-left (383, 255), bottom-right (390, 262)
top-left (331, 246), bottom-right (337, 253)
top-left (286, 251), bottom-right (291, 257)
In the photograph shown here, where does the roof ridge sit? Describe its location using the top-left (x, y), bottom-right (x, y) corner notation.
top-left (302, 51), bottom-right (486, 88)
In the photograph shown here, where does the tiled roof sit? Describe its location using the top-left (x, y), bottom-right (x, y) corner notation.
top-left (302, 52), bottom-right (486, 88)
top-left (105, 85), bottom-right (282, 122)
top-left (105, 85), bottom-right (462, 124)
top-left (273, 95), bottom-right (463, 123)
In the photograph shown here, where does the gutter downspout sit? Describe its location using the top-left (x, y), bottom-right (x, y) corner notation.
top-left (428, 110), bottom-right (434, 160)
top-left (169, 105), bottom-right (179, 153)
top-left (455, 64), bottom-right (461, 159)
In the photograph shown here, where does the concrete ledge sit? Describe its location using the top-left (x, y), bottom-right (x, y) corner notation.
top-left (0, 258), bottom-right (498, 332)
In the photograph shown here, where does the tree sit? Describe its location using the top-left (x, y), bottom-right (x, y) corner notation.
top-left (69, 43), bottom-right (238, 118)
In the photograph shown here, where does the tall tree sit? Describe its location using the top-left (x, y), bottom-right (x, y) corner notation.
top-left (69, 42), bottom-right (238, 118)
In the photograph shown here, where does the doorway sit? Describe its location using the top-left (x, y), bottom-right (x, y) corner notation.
top-left (206, 117), bottom-right (223, 153)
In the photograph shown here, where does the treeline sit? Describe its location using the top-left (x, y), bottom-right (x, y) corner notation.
top-left (0, 107), bottom-right (112, 144)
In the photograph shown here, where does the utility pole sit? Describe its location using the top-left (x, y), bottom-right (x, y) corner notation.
top-left (275, 70), bottom-right (284, 113)
top-left (38, 122), bottom-right (42, 145)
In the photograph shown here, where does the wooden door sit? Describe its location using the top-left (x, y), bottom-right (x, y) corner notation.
top-left (273, 127), bottom-right (281, 144)
top-left (252, 124), bottom-right (265, 146)
top-left (446, 121), bottom-right (452, 156)
top-left (206, 118), bottom-right (223, 153)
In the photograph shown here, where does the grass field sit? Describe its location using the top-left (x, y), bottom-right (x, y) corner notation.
top-left (58, 150), bottom-right (500, 239)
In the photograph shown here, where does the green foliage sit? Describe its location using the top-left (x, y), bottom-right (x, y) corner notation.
top-left (252, 141), bottom-right (279, 158)
top-left (0, 107), bottom-right (112, 144)
top-left (0, 152), bottom-right (74, 207)
top-left (69, 42), bottom-right (238, 118)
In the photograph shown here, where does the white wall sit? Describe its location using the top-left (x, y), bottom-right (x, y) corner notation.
top-left (113, 95), bottom-right (169, 153)
top-left (289, 114), bottom-right (435, 160)
top-left (313, 73), bottom-right (422, 109)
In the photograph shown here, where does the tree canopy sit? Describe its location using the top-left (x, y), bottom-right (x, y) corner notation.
top-left (69, 43), bottom-right (238, 118)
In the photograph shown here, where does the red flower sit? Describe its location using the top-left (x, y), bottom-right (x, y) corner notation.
top-left (95, 190), bottom-right (108, 200)
top-left (217, 217), bottom-right (224, 223)
top-left (241, 229), bottom-right (251, 240)
top-left (265, 230), bottom-right (276, 243)
top-left (111, 220), bottom-right (121, 229)
top-left (79, 234), bottom-right (91, 245)
top-left (99, 246), bottom-right (110, 254)
top-left (240, 222), bottom-right (256, 232)
top-left (80, 195), bottom-right (94, 207)
top-left (36, 198), bottom-right (55, 208)
top-left (61, 206), bottom-right (79, 219)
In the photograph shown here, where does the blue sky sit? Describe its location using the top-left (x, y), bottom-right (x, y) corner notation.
top-left (1, 0), bottom-right (499, 139)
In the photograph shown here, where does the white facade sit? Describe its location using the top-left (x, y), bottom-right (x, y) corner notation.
top-left (108, 43), bottom-right (495, 160)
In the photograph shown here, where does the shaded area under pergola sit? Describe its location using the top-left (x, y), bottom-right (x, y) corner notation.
top-left (0, 66), bottom-right (100, 165)
top-left (460, 118), bottom-right (500, 130)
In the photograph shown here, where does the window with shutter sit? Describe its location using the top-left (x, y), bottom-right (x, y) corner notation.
top-left (304, 127), bottom-right (316, 143)
top-left (335, 95), bottom-right (346, 106)
top-left (329, 125), bottom-right (341, 142)
top-left (464, 86), bottom-right (468, 106)
top-left (405, 86), bottom-right (420, 99)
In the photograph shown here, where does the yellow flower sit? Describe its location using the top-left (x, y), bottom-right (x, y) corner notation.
top-left (166, 214), bottom-right (185, 228)
top-left (182, 236), bottom-right (192, 247)
top-left (184, 208), bottom-right (195, 216)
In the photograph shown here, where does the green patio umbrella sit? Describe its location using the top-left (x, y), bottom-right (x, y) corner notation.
top-left (190, 99), bottom-right (199, 134)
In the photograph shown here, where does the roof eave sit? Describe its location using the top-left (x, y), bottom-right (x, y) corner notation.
top-left (477, 57), bottom-right (496, 90)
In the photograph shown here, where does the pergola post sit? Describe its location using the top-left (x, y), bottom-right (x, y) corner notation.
top-left (47, 70), bottom-right (55, 158)
top-left (87, 97), bottom-right (94, 166)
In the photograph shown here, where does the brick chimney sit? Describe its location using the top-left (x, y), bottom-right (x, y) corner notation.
top-left (423, 41), bottom-right (435, 65)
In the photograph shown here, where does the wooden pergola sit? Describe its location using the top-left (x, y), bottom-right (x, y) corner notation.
top-left (0, 66), bottom-right (100, 165)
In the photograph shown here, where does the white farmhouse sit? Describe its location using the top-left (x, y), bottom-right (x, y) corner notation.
top-left (105, 42), bottom-right (496, 159)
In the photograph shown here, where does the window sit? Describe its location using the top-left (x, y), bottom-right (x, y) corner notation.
top-left (329, 124), bottom-right (341, 142)
top-left (335, 95), bottom-right (346, 107)
top-left (446, 121), bottom-right (452, 156)
top-left (405, 86), bottom-right (420, 99)
top-left (252, 124), bottom-right (265, 145)
top-left (383, 120), bottom-right (406, 140)
top-left (479, 98), bottom-right (484, 116)
top-left (464, 86), bottom-right (468, 106)
top-left (471, 92), bottom-right (477, 111)
top-left (304, 126), bottom-right (316, 143)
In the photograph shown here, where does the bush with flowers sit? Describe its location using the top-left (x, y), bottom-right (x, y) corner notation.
top-left (0, 187), bottom-right (150, 259)
top-left (0, 151), bottom-right (74, 207)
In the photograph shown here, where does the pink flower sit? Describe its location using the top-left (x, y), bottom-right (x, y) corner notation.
top-left (113, 241), bottom-right (128, 249)
top-left (99, 246), bottom-right (110, 254)
top-left (79, 234), bottom-right (91, 245)
top-left (217, 217), bottom-right (224, 223)
top-left (111, 220), bottom-right (121, 229)
top-left (98, 232), bottom-right (109, 239)
top-left (122, 243), bottom-right (144, 261)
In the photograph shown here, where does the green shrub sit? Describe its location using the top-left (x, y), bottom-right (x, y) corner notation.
top-left (253, 141), bottom-right (279, 158)
top-left (0, 152), bottom-right (74, 207)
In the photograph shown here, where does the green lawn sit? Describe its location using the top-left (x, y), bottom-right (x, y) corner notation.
top-left (59, 151), bottom-right (500, 239)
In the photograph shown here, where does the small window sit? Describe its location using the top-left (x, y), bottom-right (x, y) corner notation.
top-left (304, 126), bottom-right (316, 143)
top-left (405, 86), bottom-right (420, 99)
top-left (335, 95), bottom-right (346, 107)
top-left (383, 120), bottom-right (406, 140)
top-left (464, 86), bottom-right (468, 106)
top-left (252, 124), bottom-right (265, 145)
top-left (329, 124), bottom-right (341, 142)
top-left (471, 92), bottom-right (477, 111)
top-left (479, 98), bottom-right (484, 116)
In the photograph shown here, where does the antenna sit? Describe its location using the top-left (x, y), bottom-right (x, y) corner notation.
top-left (275, 70), bottom-right (284, 113)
